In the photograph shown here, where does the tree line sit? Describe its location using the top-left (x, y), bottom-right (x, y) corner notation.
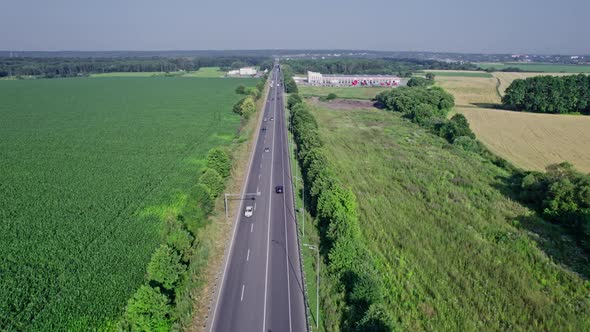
top-left (288, 94), bottom-right (392, 331)
top-left (122, 78), bottom-right (269, 330)
top-left (281, 58), bottom-right (477, 77)
top-left (0, 56), bottom-right (271, 78)
top-left (123, 147), bottom-right (232, 330)
top-left (502, 74), bottom-right (590, 114)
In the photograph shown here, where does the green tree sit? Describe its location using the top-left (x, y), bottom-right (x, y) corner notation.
top-left (287, 94), bottom-right (303, 109)
top-left (125, 285), bottom-right (171, 332)
top-left (240, 97), bottom-right (257, 119)
top-left (199, 168), bottom-right (224, 199)
top-left (147, 245), bottom-right (186, 290)
top-left (235, 85), bottom-right (246, 94)
top-left (207, 148), bottom-right (231, 178)
top-left (232, 97), bottom-right (246, 115)
top-left (407, 77), bottom-right (433, 87)
top-left (166, 227), bottom-right (193, 263)
top-left (425, 72), bottom-right (435, 81)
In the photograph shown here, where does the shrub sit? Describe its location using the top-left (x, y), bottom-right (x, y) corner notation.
top-left (125, 285), bottom-right (171, 332)
top-left (147, 245), bottom-right (186, 290)
top-left (240, 97), bottom-right (256, 119)
top-left (207, 148), bottom-right (231, 178)
top-left (199, 168), bottom-right (224, 199)
top-left (407, 77), bottom-right (433, 87)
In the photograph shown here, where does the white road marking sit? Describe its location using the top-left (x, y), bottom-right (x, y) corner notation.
top-left (208, 67), bottom-right (271, 332)
top-left (254, 202), bottom-right (256, 211)
top-left (279, 84), bottom-right (293, 332)
top-left (246, 249), bottom-right (250, 261)
top-left (251, 223), bottom-right (253, 233)
top-left (262, 69), bottom-right (278, 332)
top-left (241, 284), bottom-right (245, 302)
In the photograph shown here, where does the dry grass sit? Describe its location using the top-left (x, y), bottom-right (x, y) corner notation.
top-left (435, 75), bottom-right (590, 173)
top-left (435, 75), bottom-right (501, 107)
top-left (459, 108), bottom-right (590, 173)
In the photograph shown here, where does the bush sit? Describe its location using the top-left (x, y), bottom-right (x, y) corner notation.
top-left (407, 77), bottom-right (434, 87)
top-left (125, 285), bottom-right (171, 332)
top-left (287, 93), bottom-right (303, 110)
top-left (240, 97), bottom-right (256, 119)
top-left (235, 85), bottom-right (246, 95)
top-left (207, 148), bottom-right (231, 178)
top-left (166, 227), bottom-right (194, 263)
top-left (326, 93), bottom-right (338, 101)
top-left (453, 136), bottom-right (480, 152)
top-left (199, 168), bottom-right (224, 199)
top-left (147, 245), bottom-right (186, 290)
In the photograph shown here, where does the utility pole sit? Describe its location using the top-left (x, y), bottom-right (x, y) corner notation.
top-left (303, 244), bottom-right (319, 329)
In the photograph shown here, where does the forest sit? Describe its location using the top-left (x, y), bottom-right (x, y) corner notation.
top-left (281, 58), bottom-right (477, 77)
top-left (502, 74), bottom-right (590, 114)
top-left (0, 56), bottom-right (273, 78)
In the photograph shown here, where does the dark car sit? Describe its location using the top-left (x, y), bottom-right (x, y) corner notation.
top-left (275, 185), bottom-right (284, 194)
top-left (262, 127), bottom-right (266, 131)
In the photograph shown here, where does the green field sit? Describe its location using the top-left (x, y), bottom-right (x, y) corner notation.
top-left (422, 70), bottom-right (492, 78)
top-left (477, 62), bottom-right (590, 73)
top-left (183, 67), bottom-right (226, 78)
top-left (0, 77), bottom-right (256, 330)
top-left (89, 67), bottom-right (226, 78)
top-left (298, 85), bottom-right (389, 100)
top-left (89, 71), bottom-right (163, 77)
top-left (313, 106), bottom-right (590, 330)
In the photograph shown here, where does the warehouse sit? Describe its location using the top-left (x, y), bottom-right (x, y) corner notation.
top-left (306, 71), bottom-right (401, 87)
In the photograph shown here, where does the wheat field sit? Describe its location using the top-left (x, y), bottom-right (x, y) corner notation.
top-left (435, 74), bottom-right (590, 173)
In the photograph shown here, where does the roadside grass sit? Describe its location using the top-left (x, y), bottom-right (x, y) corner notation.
top-left (476, 62), bottom-right (590, 73)
top-left (435, 74), bottom-right (590, 173)
top-left (314, 105), bottom-right (590, 330)
top-left (299, 85), bottom-right (389, 100)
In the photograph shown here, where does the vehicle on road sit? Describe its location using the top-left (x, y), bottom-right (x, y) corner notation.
top-left (264, 117), bottom-right (267, 122)
top-left (264, 147), bottom-right (270, 152)
top-left (244, 206), bottom-right (253, 218)
top-left (262, 127), bottom-right (266, 131)
top-left (270, 117), bottom-right (274, 121)
top-left (275, 185), bottom-right (284, 194)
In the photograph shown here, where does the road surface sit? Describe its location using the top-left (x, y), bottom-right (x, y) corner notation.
top-left (208, 64), bottom-right (307, 332)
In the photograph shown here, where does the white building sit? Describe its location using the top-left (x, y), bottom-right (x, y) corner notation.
top-left (227, 67), bottom-right (258, 77)
top-left (307, 71), bottom-right (401, 87)
top-left (239, 67), bottom-right (257, 76)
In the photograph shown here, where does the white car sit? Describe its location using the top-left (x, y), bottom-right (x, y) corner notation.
top-left (244, 206), bottom-right (253, 218)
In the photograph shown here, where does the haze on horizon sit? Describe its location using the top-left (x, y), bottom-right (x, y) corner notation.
top-left (1, 0), bottom-right (588, 55)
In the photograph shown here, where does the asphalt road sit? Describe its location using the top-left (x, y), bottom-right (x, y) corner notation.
top-left (209, 64), bottom-right (307, 332)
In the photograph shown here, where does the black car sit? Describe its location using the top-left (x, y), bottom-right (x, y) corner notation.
top-left (275, 185), bottom-right (284, 194)
top-left (262, 127), bottom-right (266, 131)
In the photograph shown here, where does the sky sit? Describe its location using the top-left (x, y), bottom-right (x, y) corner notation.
top-left (0, 0), bottom-right (588, 54)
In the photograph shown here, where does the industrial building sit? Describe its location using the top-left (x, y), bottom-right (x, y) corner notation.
top-left (227, 67), bottom-right (258, 77)
top-left (305, 71), bottom-right (401, 87)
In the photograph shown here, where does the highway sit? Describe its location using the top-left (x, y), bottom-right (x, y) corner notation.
top-left (208, 64), bottom-right (307, 332)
